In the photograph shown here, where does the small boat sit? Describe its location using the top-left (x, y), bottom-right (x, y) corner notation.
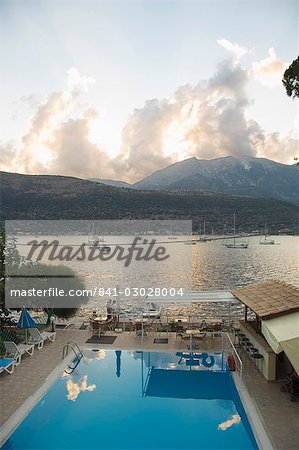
top-left (259, 224), bottom-right (275, 245)
top-left (168, 225), bottom-right (178, 240)
top-left (224, 213), bottom-right (249, 249)
top-left (88, 238), bottom-right (111, 253)
top-left (142, 303), bottom-right (162, 318)
top-left (199, 220), bottom-right (208, 242)
top-left (198, 236), bottom-right (208, 242)
top-left (184, 240), bottom-right (196, 245)
top-left (88, 236), bottom-right (104, 245)
top-left (225, 241), bottom-right (248, 249)
top-left (260, 236), bottom-right (275, 245)
top-left (88, 223), bottom-right (105, 245)
top-left (99, 245), bottom-right (111, 253)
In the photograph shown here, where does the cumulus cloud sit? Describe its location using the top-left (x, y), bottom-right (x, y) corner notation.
top-left (255, 131), bottom-right (299, 162)
top-left (217, 39), bottom-right (250, 61)
top-left (114, 58), bottom-right (257, 178)
top-left (112, 98), bottom-right (179, 180)
top-left (183, 58), bottom-right (258, 159)
top-left (0, 67), bottom-right (113, 179)
top-left (252, 48), bottom-right (288, 87)
top-left (0, 47), bottom-right (297, 182)
top-left (218, 414), bottom-right (241, 431)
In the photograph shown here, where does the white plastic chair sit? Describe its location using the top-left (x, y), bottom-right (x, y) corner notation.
top-left (28, 328), bottom-right (56, 349)
top-left (4, 341), bottom-right (35, 366)
top-left (0, 358), bottom-right (14, 374)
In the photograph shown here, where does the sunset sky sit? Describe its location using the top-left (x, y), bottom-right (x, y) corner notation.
top-left (0, 0), bottom-right (298, 182)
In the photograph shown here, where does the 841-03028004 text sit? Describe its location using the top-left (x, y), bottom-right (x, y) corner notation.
top-left (95, 287), bottom-right (184, 297)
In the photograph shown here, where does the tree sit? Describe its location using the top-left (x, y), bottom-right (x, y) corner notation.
top-left (0, 229), bottom-right (87, 320)
top-left (29, 263), bottom-right (86, 321)
top-left (0, 230), bottom-right (27, 311)
top-left (282, 57), bottom-right (299, 98)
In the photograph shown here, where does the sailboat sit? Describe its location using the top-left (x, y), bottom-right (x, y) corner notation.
top-left (260, 224), bottom-right (275, 245)
top-left (87, 223), bottom-right (104, 245)
top-left (225, 213), bottom-right (249, 249)
top-left (88, 235), bottom-right (104, 245)
top-left (87, 224), bottom-right (111, 253)
top-left (168, 224), bottom-right (177, 240)
top-left (199, 220), bottom-right (208, 242)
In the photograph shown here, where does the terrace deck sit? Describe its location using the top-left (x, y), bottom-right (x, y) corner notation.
top-left (0, 329), bottom-right (298, 449)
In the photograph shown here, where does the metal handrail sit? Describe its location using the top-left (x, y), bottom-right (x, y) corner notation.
top-left (62, 340), bottom-right (83, 359)
top-left (62, 341), bottom-right (83, 375)
top-left (224, 332), bottom-right (243, 381)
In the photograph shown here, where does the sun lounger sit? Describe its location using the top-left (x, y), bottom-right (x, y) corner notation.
top-left (188, 333), bottom-right (207, 350)
top-left (0, 358), bottom-right (14, 374)
top-left (4, 341), bottom-right (35, 366)
top-left (28, 328), bottom-right (56, 349)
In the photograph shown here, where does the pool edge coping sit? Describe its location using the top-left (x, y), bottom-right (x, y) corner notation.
top-left (1, 348), bottom-right (275, 450)
top-left (0, 352), bottom-right (74, 448)
top-left (232, 372), bottom-right (276, 450)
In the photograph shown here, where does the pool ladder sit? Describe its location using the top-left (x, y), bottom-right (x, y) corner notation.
top-left (63, 341), bottom-right (83, 374)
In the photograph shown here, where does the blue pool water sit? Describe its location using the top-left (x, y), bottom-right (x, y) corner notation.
top-left (2, 350), bottom-right (258, 449)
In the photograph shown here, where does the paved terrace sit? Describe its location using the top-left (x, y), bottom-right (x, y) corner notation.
top-left (0, 329), bottom-right (299, 449)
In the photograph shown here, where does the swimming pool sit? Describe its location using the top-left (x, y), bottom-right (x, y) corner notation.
top-left (2, 350), bottom-right (258, 449)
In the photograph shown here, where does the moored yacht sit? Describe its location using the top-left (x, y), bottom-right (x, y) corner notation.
top-left (224, 213), bottom-right (249, 249)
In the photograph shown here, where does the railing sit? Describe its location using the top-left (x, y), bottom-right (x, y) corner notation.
top-left (223, 332), bottom-right (243, 381)
top-left (62, 341), bottom-right (83, 374)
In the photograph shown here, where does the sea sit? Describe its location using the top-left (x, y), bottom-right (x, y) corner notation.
top-left (13, 235), bottom-right (298, 323)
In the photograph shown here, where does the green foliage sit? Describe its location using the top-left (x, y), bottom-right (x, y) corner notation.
top-left (0, 229), bottom-right (29, 310)
top-left (0, 230), bottom-right (86, 318)
top-left (0, 230), bottom-right (4, 310)
top-left (1, 172), bottom-right (298, 232)
top-left (0, 335), bottom-right (5, 357)
top-left (283, 57), bottom-right (299, 98)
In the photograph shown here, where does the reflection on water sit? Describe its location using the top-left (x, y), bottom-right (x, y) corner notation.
top-left (15, 236), bottom-right (298, 313)
top-left (82, 349), bottom-right (106, 364)
top-left (65, 375), bottom-right (96, 401)
top-left (115, 350), bottom-right (121, 378)
top-left (132, 350), bottom-right (225, 372)
top-left (192, 236), bottom-right (298, 290)
top-left (218, 414), bottom-right (241, 431)
top-left (4, 350), bottom-right (257, 450)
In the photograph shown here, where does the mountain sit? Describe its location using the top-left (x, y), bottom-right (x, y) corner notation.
top-left (0, 171), bottom-right (298, 233)
top-left (132, 156), bottom-right (299, 205)
top-left (88, 178), bottom-right (131, 189)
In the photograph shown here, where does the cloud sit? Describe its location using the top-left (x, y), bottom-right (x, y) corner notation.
top-left (218, 414), bottom-right (241, 431)
top-left (217, 39), bottom-right (251, 61)
top-left (112, 98), bottom-right (179, 180)
top-left (255, 131), bottom-right (299, 163)
top-left (44, 114), bottom-right (114, 178)
top-left (114, 52), bottom-right (297, 175)
top-left (65, 67), bottom-right (95, 96)
top-left (183, 58), bottom-right (257, 159)
top-left (0, 49), bottom-right (297, 182)
top-left (0, 141), bottom-right (19, 172)
top-left (252, 48), bottom-right (288, 87)
top-left (0, 67), bottom-right (113, 179)
top-left (113, 58), bottom-right (255, 178)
